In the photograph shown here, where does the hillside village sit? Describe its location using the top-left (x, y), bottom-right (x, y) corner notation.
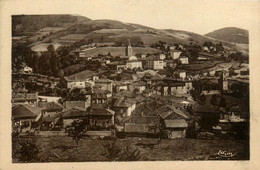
top-left (11, 15), bottom-right (249, 161)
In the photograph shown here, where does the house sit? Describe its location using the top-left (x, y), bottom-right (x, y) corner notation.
top-left (112, 97), bottom-right (136, 117)
top-left (64, 70), bottom-right (99, 89)
top-left (130, 81), bottom-right (147, 93)
top-left (164, 60), bottom-right (176, 68)
top-left (169, 50), bottom-right (182, 60)
top-left (146, 56), bottom-right (164, 70)
top-left (95, 78), bottom-right (113, 92)
top-left (141, 72), bottom-right (163, 85)
top-left (12, 92), bottom-right (38, 105)
top-left (126, 60), bottom-right (143, 70)
top-left (91, 87), bottom-right (109, 105)
top-left (179, 56), bottom-right (189, 64)
top-left (63, 101), bottom-right (91, 110)
top-left (128, 55), bottom-right (138, 60)
top-left (113, 81), bottom-right (129, 93)
top-left (123, 116), bottom-right (160, 137)
top-left (159, 53), bottom-right (166, 60)
top-left (153, 79), bottom-right (189, 96)
top-left (23, 66), bottom-right (33, 74)
top-left (169, 46), bottom-right (176, 50)
top-left (88, 107), bottom-right (115, 130)
top-left (156, 105), bottom-right (189, 139)
top-left (12, 104), bottom-right (42, 126)
top-left (38, 96), bottom-right (61, 103)
top-left (61, 109), bottom-right (88, 128)
top-left (168, 82), bottom-right (188, 95)
top-left (202, 46), bottom-right (210, 52)
top-left (38, 102), bottom-right (64, 117)
top-left (107, 61), bottom-right (127, 71)
top-left (174, 71), bottom-right (187, 79)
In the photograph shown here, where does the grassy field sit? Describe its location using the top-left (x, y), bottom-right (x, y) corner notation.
top-left (12, 136), bottom-right (249, 162)
top-left (180, 61), bottom-right (224, 71)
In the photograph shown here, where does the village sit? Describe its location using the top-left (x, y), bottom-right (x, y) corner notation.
top-left (12, 28), bottom-right (249, 161)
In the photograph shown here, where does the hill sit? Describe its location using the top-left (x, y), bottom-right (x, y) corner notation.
top-left (12, 14), bottom-right (91, 36)
top-left (12, 15), bottom-right (248, 54)
top-left (205, 27), bottom-right (249, 44)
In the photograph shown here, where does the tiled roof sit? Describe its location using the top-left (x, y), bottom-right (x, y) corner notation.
top-left (113, 98), bottom-right (136, 108)
top-left (12, 104), bottom-right (41, 119)
top-left (156, 105), bottom-right (189, 119)
top-left (89, 108), bottom-right (115, 116)
top-left (64, 101), bottom-right (88, 110)
top-left (64, 70), bottom-right (95, 81)
top-left (123, 116), bottom-right (160, 125)
top-left (146, 55), bottom-right (161, 60)
top-left (61, 109), bottom-right (88, 118)
top-left (95, 78), bottom-right (113, 83)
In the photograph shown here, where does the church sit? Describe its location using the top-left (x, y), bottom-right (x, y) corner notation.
top-left (125, 39), bottom-right (133, 56)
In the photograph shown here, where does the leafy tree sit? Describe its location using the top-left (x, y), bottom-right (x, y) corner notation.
top-left (15, 138), bottom-right (39, 162)
top-left (199, 112), bottom-right (219, 131)
top-left (66, 88), bottom-right (88, 101)
top-left (210, 94), bottom-right (218, 106)
top-left (66, 119), bottom-right (87, 148)
top-left (199, 94), bottom-right (206, 105)
top-left (218, 97), bottom-right (227, 109)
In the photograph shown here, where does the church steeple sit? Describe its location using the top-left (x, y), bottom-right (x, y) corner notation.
top-left (126, 38), bottom-right (133, 56)
top-left (219, 71), bottom-right (228, 91)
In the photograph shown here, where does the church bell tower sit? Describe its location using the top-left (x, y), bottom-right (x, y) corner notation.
top-left (126, 39), bottom-right (133, 56)
top-left (219, 71), bottom-right (228, 91)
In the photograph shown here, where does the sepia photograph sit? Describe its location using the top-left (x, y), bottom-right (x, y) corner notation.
top-left (1, 0), bottom-right (260, 167)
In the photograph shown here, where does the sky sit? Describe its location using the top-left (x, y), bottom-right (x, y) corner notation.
top-left (72, 0), bottom-right (260, 34)
top-left (2, 0), bottom-right (260, 34)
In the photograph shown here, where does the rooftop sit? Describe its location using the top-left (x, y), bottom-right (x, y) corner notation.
top-left (61, 109), bottom-right (88, 118)
top-left (64, 70), bottom-right (106, 82)
top-left (113, 98), bottom-right (136, 108)
top-left (89, 108), bottom-right (115, 116)
top-left (12, 104), bottom-right (41, 119)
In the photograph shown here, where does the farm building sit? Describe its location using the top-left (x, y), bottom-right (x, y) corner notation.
top-left (123, 116), bottom-right (160, 137)
top-left (88, 107), bottom-right (115, 130)
top-left (61, 109), bottom-right (88, 128)
top-left (156, 105), bottom-right (189, 139)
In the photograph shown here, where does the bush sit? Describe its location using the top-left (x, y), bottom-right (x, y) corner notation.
top-left (101, 141), bottom-right (141, 161)
top-left (15, 138), bottom-right (39, 162)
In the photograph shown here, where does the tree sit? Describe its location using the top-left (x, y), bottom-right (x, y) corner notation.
top-left (199, 94), bottom-right (206, 105)
top-left (15, 138), bottom-right (39, 162)
top-left (210, 94), bottom-right (218, 106)
top-left (66, 119), bottom-right (87, 148)
top-left (218, 97), bottom-right (227, 109)
top-left (199, 112), bottom-right (219, 131)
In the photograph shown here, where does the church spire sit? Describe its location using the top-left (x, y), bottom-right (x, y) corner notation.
top-left (126, 38), bottom-right (133, 56)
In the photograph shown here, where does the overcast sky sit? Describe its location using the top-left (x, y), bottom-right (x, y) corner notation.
top-left (4, 0), bottom-right (260, 34)
top-left (70, 0), bottom-right (259, 34)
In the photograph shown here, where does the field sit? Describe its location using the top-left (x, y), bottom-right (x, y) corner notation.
top-left (84, 47), bottom-right (162, 56)
top-left (59, 34), bottom-right (87, 40)
top-left (180, 61), bottom-right (224, 71)
top-left (12, 136), bottom-right (249, 162)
